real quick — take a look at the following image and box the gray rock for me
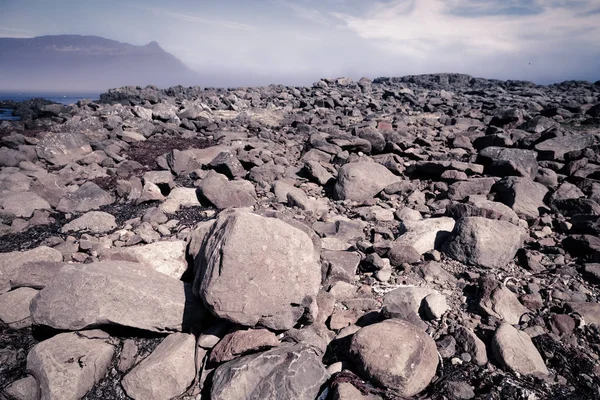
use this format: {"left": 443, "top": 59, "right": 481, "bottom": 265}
{"left": 492, "top": 177, "right": 549, "bottom": 219}
{"left": 27, "top": 330, "right": 115, "bottom": 400}
{"left": 56, "top": 182, "right": 115, "bottom": 213}
{"left": 122, "top": 333, "right": 196, "bottom": 400}
{"left": 35, "top": 131, "right": 92, "bottom": 166}
{"left": 445, "top": 196, "right": 520, "bottom": 224}
{"left": 492, "top": 323, "right": 549, "bottom": 376}
{"left": 394, "top": 217, "right": 455, "bottom": 254}
{"left": 454, "top": 327, "right": 488, "bottom": 366}
{"left": 211, "top": 343, "right": 329, "bottom": 400}
{"left": 3, "top": 375, "right": 39, "bottom": 400}
{"left": 334, "top": 382, "right": 383, "bottom": 400}
{"left": 30, "top": 261, "right": 203, "bottom": 332}
{"left": 100, "top": 240, "right": 188, "bottom": 279}
{"left": 61, "top": 211, "right": 116, "bottom": 233}
{"left": 443, "top": 217, "right": 525, "bottom": 268}
{"left": 382, "top": 286, "right": 438, "bottom": 323}
{"left": 479, "top": 277, "right": 528, "bottom": 324}
{"left": 565, "top": 302, "right": 600, "bottom": 325}
{"left": 535, "top": 134, "right": 597, "bottom": 161}
{"left": 448, "top": 178, "right": 497, "bottom": 200}
{"left": 350, "top": 319, "right": 438, "bottom": 396}
{"left": 193, "top": 210, "right": 320, "bottom": 330}
{"left": 1, "top": 192, "right": 51, "bottom": 218}
{"left": 355, "top": 126, "right": 386, "bottom": 153}
{"left": 0, "top": 246, "right": 63, "bottom": 293}
{"left": 478, "top": 147, "right": 538, "bottom": 178}
{"left": 210, "top": 328, "right": 279, "bottom": 364}
{"left": 334, "top": 162, "right": 401, "bottom": 202}
{"left": 198, "top": 171, "right": 257, "bottom": 209}
{"left": 0, "top": 287, "right": 38, "bottom": 328}
{"left": 304, "top": 160, "right": 334, "bottom": 185}
{"left": 209, "top": 151, "right": 246, "bottom": 179}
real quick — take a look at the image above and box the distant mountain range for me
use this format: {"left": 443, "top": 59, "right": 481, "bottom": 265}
{"left": 0, "top": 35, "right": 200, "bottom": 92}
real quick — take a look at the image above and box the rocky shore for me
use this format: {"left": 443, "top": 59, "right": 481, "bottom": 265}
{"left": 1, "top": 73, "right": 600, "bottom": 399}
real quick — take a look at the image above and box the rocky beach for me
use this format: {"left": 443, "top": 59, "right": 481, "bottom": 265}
{"left": 0, "top": 73, "right": 600, "bottom": 399}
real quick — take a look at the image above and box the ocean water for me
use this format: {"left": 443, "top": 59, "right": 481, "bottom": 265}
{"left": 0, "top": 92, "right": 100, "bottom": 105}
{"left": 0, "top": 92, "right": 100, "bottom": 121}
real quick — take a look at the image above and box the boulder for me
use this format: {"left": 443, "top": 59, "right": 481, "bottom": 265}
{"left": 477, "top": 147, "right": 538, "bottom": 178}
{"left": 350, "top": 319, "right": 438, "bottom": 396}
{"left": 198, "top": 171, "right": 257, "bottom": 209}
{"left": 211, "top": 343, "right": 329, "bottom": 400}
{"left": 122, "top": 333, "right": 196, "bottom": 400}
{"left": 61, "top": 211, "right": 116, "bottom": 233}
{"left": 442, "top": 217, "right": 526, "bottom": 268}
{"left": 27, "top": 330, "right": 115, "bottom": 400}
{"left": 30, "top": 261, "right": 203, "bottom": 332}
{"left": 1, "top": 192, "right": 51, "bottom": 218}
{"left": 392, "top": 217, "right": 455, "bottom": 255}
{"left": 492, "top": 177, "right": 549, "bottom": 219}
{"left": 492, "top": 323, "right": 549, "bottom": 376}
{"left": 535, "top": 134, "right": 597, "bottom": 161}
{"left": 210, "top": 328, "right": 280, "bottom": 364}
{"left": 0, "top": 287, "right": 39, "bottom": 328}
{"left": 56, "top": 182, "right": 115, "bottom": 213}
{"left": 334, "top": 162, "right": 401, "bottom": 202}
{"left": 0, "top": 246, "right": 62, "bottom": 292}
{"left": 193, "top": 210, "right": 320, "bottom": 330}
{"left": 100, "top": 240, "right": 188, "bottom": 279}
{"left": 35, "top": 131, "right": 92, "bottom": 166}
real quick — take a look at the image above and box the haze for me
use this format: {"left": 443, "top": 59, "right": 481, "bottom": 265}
{"left": 2, "top": 0, "right": 600, "bottom": 87}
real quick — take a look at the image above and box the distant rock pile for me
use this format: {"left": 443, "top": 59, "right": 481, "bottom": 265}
{"left": 1, "top": 73, "right": 600, "bottom": 399}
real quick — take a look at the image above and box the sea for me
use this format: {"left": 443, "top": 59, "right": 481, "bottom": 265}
{"left": 0, "top": 92, "right": 100, "bottom": 121}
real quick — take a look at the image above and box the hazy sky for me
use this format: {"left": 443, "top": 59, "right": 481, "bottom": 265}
{"left": 1, "top": 0, "right": 600, "bottom": 85}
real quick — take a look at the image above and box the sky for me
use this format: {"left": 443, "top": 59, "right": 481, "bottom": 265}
{"left": 1, "top": 0, "right": 600, "bottom": 86}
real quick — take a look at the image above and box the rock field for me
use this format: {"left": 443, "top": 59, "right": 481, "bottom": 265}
{"left": 1, "top": 73, "right": 600, "bottom": 399}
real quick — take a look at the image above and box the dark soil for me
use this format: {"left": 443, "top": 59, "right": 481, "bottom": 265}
{"left": 0, "top": 325, "right": 38, "bottom": 391}
{"left": 125, "top": 136, "right": 214, "bottom": 169}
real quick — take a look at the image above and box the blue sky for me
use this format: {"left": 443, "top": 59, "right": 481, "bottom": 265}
{"left": 1, "top": 0, "right": 599, "bottom": 85}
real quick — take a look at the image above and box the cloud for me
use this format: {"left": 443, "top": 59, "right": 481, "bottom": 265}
{"left": 276, "top": 0, "right": 335, "bottom": 25}
{"left": 0, "top": 27, "right": 35, "bottom": 38}
{"left": 332, "top": 0, "right": 600, "bottom": 63}
{"left": 139, "top": 6, "right": 256, "bottom": 31}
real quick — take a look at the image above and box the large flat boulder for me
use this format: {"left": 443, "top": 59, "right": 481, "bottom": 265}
{"left": 193, "top": 210, "right": 320, "bottom": 330}
{"left": 30, "top": 261, "right": 203, "bottom": 332}
{"left": 27, "top": 330, "right": 115, "bottom": 400}
{"left": 100, "top": 240, "right": 188, "bottom": 279}
{"left": 211, "top": 343, "right": 329, "bottom": 400}
{"left": 442, "top": 217, "right": 526, "bottom": 268}
{"left": 35, "top": 131, "right": 93, "bottom": 166}
{"left": 477, "top": 147, "right": 538, "bottom": 178}
{"left": 56, "top": 182, "right": 115, "bottom": 213}
{"left": 334, "top": 162, "right": 401, "bottom": 202}
{"left": 350, "top": 319, "right": 438, "bottom": 397}
{"left": 492, "top": 323, "right": 549, "bottom": 376}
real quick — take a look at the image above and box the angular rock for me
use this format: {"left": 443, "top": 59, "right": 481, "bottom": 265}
{"left": 3, "top": 375, "right": 39, "bottom": 400}
{"left": 446, "top": 196, "right": 519, "bottom": 224}
{"left": 1, "top": 192, "right": 51, "bottom": 218}
{"left": 122, "top": 333, "right": 196, "bottom": 400}
{"left": 61, "top": 211, "right": 116, "bottom": 233}
{"left": 27, "top": 330, "right": 115, "bottom": 400}
{"left": 334, "top": 162, "right": 401, "bottom": 202}
{"left": 193, "top": 210, "right": 320, "bottom": 330}
{"left": 0, "top": 246, "right": 63, "bottom": 292}
{"left": 350, "top": 319, "right": 438, "bottom": 397}
{"left": 492, "top": 177, "right": 549, "bottom": 219}
{"left": 0, "top": 287, "right": 38, "bottom": 328}
{"left": 535, "top": 134, "right": 597, "bottom": 161}
{"left": 492, "top": 323, "right": 549, "bottom": 376}
{"left": 198, "top": 171, "right": 257, "bottom": 209}
{"left": 100, "top": 240, "right": 188, "bottom": 279}
{"left": 479, "top": 278, "right": 528, "bottom": 325}
{"left": 477, "top": 147, "right": 538, "bottom": 179}
{"left": 211, "top": 343, "right": 329, "bottom": 400}
{"left": 442, "top": 217, "right": 525, "bottom": 268}
{"left": 35, "top": 131, "right": 92, "bottom": 166}
{"left": 394, "top": 217, "right": 455, "bottom": 254}
{"left": 447, "top": 178, "right": 497, "bottom": 200}
{"left": 454, "top": 327, "right": 488, "bottom": 366}
{"left": 56, "top": 182, "right": 115, "bottom": 213}
{"left": 30, "top": 261, "right": 203, "bottom": 332}
{"left": 210, "top": 328, "right": 279, "bottom": 364}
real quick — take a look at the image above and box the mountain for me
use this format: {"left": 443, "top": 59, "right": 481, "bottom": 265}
{"left": 0, "top": 35, "right": 200, "bottom": 92}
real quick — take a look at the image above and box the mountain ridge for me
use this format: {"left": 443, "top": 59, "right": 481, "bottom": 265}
{"left": 0, "top": 35, "right": 200, "bottom": 92}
